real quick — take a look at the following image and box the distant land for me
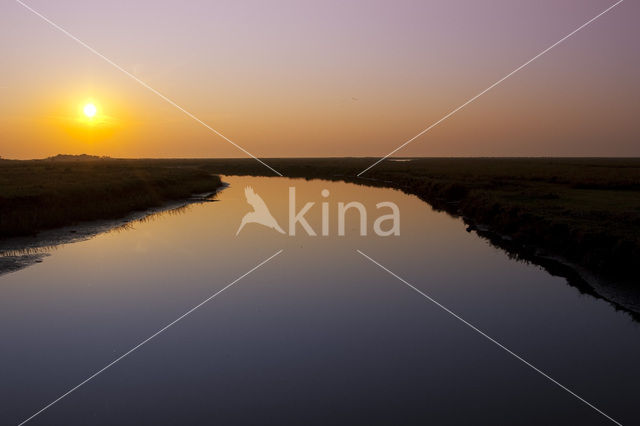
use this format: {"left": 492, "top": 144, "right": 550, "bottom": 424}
{"left": 46, "top": 154, "right": 111, "bottom": 161}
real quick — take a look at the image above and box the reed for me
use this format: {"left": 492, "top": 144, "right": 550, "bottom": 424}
{"left": 0, "top": 158, "right": 222, "bottom": 237}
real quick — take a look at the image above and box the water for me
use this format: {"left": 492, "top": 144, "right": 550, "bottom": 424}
{"left": 1, "top": 176, "right": 638, "bottom": 425}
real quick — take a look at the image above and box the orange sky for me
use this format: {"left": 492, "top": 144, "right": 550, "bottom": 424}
{"left": 1, "top": 0, "right": 639, "bottom": 159}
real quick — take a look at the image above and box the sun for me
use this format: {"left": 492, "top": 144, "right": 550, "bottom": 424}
{"left": 83, "top": 103, "right": 97, "bottom": 118}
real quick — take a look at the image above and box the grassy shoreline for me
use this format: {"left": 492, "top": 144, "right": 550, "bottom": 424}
{"left": 2, "top": 157, "right": 638, "bottom": 280}
{"left": 0, "top": 158, "right": 223, "bottom": 237}
{"left": 194, "top": 157, "right": 640, "bottom": 279}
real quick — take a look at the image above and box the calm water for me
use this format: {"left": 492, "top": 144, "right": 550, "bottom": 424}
{"left": 1, "top": 176, "right": 639, "bottom": 425}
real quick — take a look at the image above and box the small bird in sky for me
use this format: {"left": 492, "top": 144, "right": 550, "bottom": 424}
{"left": 236, "top": 186, "right": 285, "bottom": 236}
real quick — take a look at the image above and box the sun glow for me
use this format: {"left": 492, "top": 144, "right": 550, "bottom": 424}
{"left": 83, "top": 103, "right": 97, "bottom": 118}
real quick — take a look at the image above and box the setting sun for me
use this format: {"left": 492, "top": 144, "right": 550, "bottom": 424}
{"left": 83, "top": 103, "right": 97, "bottom": 118}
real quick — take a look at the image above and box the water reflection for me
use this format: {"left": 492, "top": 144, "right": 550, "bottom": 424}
{"left": 0, "top": 176, "right": 639, "bottom": 425}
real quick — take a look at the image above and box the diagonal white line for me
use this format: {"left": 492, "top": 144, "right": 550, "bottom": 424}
{"left": 357, "top": 0, "right": 624, "bottom": 176}
{"left": 356, "top": 249, "right": 623, "bottom": 426}
{"left": 18, "top": 249, "right": 284, "bottom": 426}
{"left": 14, "top": 0, "right": 283, "bottom": 177}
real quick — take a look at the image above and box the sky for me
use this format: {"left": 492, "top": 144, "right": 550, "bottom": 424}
{"left": 0, "top": 0, "right": 638, "bottom": 159}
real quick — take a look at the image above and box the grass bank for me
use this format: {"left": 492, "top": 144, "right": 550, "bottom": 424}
{"left": 0, "top": 158, "right": 223, "bottom": 237}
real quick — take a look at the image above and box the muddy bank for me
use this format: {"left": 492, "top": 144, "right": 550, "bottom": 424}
{"left": 355, "top": 173, "right": 640, "bottom": 321}
{"left": 467, "top": 224, "right": 640, "bottom": 322}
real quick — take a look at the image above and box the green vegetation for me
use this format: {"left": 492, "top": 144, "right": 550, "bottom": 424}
{"left": 1, "top": 157, "right": 638, "bottom": 278}
{"left": 0, "top": 158, "right": 222, "bottom": 237}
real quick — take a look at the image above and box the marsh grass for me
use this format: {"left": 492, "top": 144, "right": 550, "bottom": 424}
{"left": 0, "top": 158, "right": 222, "bottom": 237}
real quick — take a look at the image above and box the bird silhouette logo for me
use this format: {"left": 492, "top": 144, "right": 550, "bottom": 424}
{"left": 236, "top": 186, "right": 285, "bottom": 236}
